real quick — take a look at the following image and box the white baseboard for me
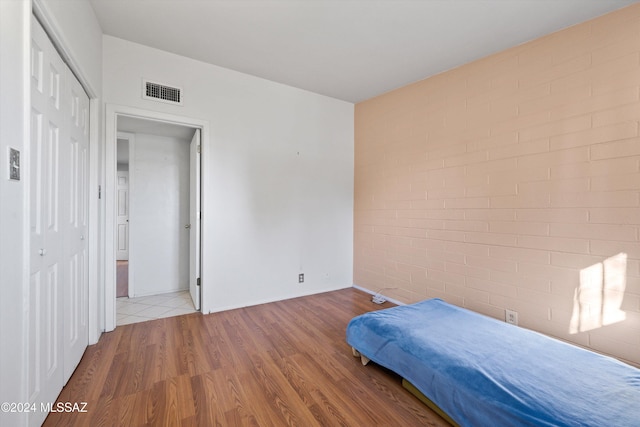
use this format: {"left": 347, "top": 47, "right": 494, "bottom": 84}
{"left": 352, "top": 284, "right": 406, "bottom": 306}
{"left": 204, "top": 284, "right": 352, "bottom": 315}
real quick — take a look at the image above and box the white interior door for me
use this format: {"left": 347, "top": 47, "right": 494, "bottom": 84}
{"left": 189, "top": 129, "right": 201, "bottom": 310}
{"left": 63, "top": 66, "right": 90, "bottom": 383}
{"left": 29, "top": 16, "right": 66, "bottom": 427}
{"left": 116, "top": 171, "right": 129, "bottom": 260}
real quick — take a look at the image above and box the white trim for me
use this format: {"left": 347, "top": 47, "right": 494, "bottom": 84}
{"left": 104, "top": 104, "right": 210, "bottom": 331}
{"left": 88, "top": 99, "right": 101, "bottom": 344}
{"left": 352, "top": 284, "right": 406, "bottom": 307}
{"left": 21, "top": 1, "right": 32, "bottom": 422}
{"left": 116, "top": 131, "right": 135, "bottom": 297}
{"left": 31, "top": 0, "right": 98, "bottom": 98}
{"left": 202, "top": 285, "right": 352, "bottom": 315}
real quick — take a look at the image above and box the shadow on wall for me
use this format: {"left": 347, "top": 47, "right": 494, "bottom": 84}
{"left": 570, "top": 252, "right": 627, "bottom": 334}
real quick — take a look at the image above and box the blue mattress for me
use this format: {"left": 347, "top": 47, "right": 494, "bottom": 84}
{"left": 346, "top": 298, "right": 640, "bottom": 427}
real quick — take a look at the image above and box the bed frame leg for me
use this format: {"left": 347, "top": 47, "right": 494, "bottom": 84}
{"left": 351, "top": 347, "right": 370, "bottom": 365}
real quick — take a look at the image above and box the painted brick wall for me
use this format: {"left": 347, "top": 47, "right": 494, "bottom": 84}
{"left": 354, "top": 4, "right": 640, "bottom": 365}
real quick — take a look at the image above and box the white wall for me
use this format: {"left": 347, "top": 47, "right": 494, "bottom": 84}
{"left": 130, "top": 133, "right": 190, "bottom": 296}
{"left": 0, "top": 2, "right": 30, "bottom": 425}
{"left": 103, "top": 36, "right": 354, "bottom": 313}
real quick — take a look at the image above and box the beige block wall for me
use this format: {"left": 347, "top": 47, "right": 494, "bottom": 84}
{"left": 354, "top": 4, "right": 640, "bottom": 365}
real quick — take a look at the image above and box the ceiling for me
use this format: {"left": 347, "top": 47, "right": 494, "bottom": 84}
{"left": 90, "top": 0, "right": 638, "bottom": 103}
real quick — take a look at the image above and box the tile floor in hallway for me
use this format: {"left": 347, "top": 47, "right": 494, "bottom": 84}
{"left": 116, "top": 290, "right": 197, "bottom": 326}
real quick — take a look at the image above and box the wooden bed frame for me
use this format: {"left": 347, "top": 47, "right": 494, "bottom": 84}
{"left": 352, "top": 347, "right": 458, "bottom": 426}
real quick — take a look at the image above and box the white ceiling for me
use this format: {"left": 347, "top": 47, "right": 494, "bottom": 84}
{"left": 90, "top": 0, "right": 638, "bottom": 103}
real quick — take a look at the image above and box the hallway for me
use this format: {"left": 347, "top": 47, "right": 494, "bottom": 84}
{"left": 116, "top": 291, "right": 196, "bottom": 326}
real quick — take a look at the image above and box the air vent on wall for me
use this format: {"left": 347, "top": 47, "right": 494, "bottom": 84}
{"left": 142, "top": 79, "right": 183, "bottom": 105}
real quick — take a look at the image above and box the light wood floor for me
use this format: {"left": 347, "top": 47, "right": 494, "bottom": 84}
{"left": 44, "top": 288, "right": 449, "bottom": 426}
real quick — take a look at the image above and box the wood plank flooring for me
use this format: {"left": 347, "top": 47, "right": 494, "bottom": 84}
{"left": 44, "top": 288, "right": 449, "bottom": 426}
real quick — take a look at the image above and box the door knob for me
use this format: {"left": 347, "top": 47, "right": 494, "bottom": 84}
{"left": 185, "top": 224, "right": 191, "bottom": 229}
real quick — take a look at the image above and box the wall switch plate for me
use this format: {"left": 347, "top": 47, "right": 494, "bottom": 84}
{"left": 505, "top": 309, "right": 518, "bottom": 326}
{"left": 9, "top": 148, "right": 20, "bottom": 181}
{"left": 298, "top": 273, "right": 304, "bottom": 283}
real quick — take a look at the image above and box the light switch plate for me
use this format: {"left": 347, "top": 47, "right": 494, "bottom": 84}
{"left": 9, "top": 148, "right": 20, "bottom": 181}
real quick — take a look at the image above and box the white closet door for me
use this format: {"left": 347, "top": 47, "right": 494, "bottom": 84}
{"left": 63, "top": 65, "right": 90, "bottom": 382}
{"left": 29, "top": 16, "right": 66, "bottom": 426}
{"left": 29, "top": 16, "right": 89, "bottom": 426}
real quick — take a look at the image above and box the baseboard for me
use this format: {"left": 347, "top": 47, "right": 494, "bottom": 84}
{"left": 204, "top": 284, "right": 352, "bottom": 315}
{"left": 129, "top": 287, "right": 190, "bottom": 298}
{"left": 351, "top": 284, "right": 406, "bottom": 306}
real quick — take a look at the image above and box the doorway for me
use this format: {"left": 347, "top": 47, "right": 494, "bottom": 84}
{"left": 116, "top": 134, "right": 131, "bottom": 298}
{"left": 105, "top": 106, "right": 207, "bottom": 330}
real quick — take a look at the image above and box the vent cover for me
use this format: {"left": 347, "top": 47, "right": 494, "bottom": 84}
{"left": 142, "top": 79, "right": 182, "bottom": 105}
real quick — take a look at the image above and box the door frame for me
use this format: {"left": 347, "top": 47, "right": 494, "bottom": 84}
{"left": 189, "top": 129, "right": 202, "bottom": 310}
{"left": 104, "top": 104, "right": 209, "bottom": 331}
{"left": 116, "top": 132, "right": 134, "bottom": 296}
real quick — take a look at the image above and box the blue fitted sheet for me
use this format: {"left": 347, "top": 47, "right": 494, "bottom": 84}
{"left": 346, "top": 298, "right": 640, "bottom": 427}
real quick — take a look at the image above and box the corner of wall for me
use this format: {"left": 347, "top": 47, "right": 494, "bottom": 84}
{"left": 0, "top": 1, "right": 31, "bottom": 424}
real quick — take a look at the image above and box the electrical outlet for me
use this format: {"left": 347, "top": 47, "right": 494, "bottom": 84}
{"left": 298, "top": 273, "right": 304, "bottom": 283}
{"left": 372, "top": 294, "right": 386, "bottom": 304}
{"left": 505, "top": 309, "right": 518, "bottom": 326}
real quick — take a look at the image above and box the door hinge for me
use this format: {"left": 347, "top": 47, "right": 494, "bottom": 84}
{"left": 197, "top": 145, "right": 201, "bottom": 154}
{"left": 98, "top": 185, "right": 102, "bottom": 199}
{"left": 197, "top": 277, "right": 201, "bottom": 287}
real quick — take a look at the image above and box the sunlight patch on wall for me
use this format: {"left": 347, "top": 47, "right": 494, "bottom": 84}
{"left": 570, "top": 253, "right": 627, "bottom": 334}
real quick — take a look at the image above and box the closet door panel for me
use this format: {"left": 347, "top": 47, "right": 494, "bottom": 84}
{"left": 29, "top": 17, "right": 66, "bottom": 426}
{"left": 28, "top": 15, "right": 90, "bottom": 426}
{"left": 63, "top": 65, "right": 90, "bottom": 382}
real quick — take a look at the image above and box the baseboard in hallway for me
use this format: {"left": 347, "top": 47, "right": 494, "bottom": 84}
{"left": 116, "top": 290, "right": 196, "bottom": 326}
